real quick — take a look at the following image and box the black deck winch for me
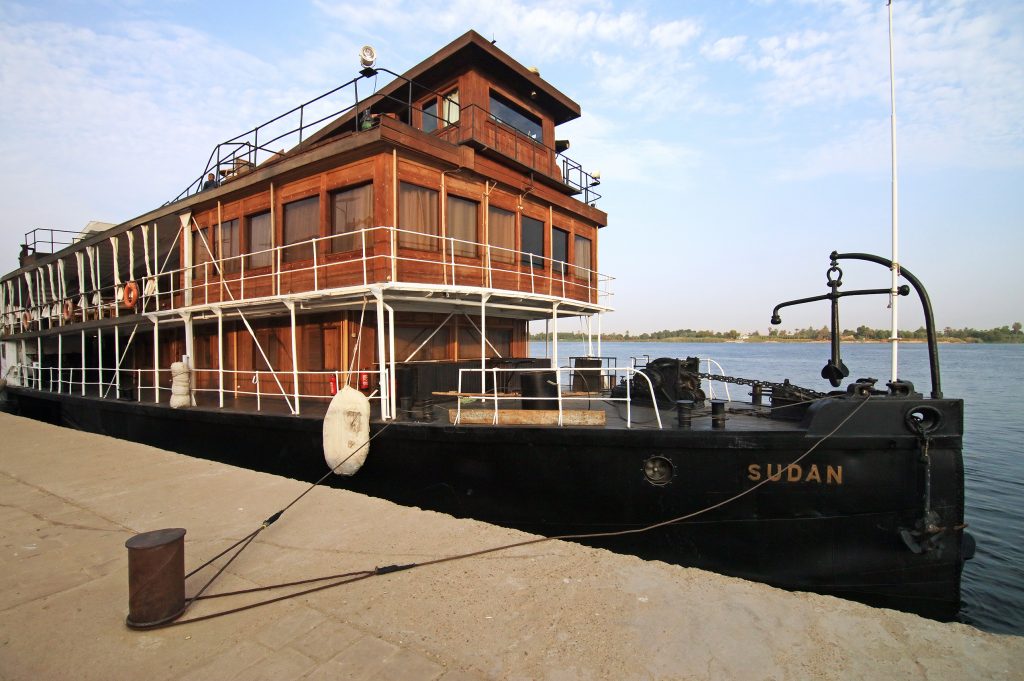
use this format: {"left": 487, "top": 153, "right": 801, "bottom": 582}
{"left": 612, "top": 356, "right": 706, "bottom": 407}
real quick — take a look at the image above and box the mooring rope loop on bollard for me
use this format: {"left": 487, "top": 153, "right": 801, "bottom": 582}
{"left": 135, "top": 396, "right": 872, "bottom": 630}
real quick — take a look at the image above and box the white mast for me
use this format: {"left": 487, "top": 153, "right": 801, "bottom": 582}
{"left": 887, "top": 0, "right": 900, "bottom": 382}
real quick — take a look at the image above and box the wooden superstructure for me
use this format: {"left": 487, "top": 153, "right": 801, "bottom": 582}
{"left": 1, "top": 31, "right": 610, "bottom": 419}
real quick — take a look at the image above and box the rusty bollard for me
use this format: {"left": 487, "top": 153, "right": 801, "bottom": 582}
{"left": 125, "top": 528, "right": 187, "bottom": 629}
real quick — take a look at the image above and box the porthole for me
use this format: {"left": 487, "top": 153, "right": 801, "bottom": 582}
{"left": 643, "top": 456, "right": 674, "bottom": 486}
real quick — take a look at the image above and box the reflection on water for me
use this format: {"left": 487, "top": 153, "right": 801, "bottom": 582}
{"left": 531, "top": 340, "right": 1024, "bottom": 635}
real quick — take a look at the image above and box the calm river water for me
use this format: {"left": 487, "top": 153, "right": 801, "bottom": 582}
{"left": 530, "top": 340, "right": 1024, "bottom": 635}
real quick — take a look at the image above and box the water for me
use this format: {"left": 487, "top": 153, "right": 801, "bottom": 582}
{"left": 531, "top": 340, "right": 1024, "bottom": 635}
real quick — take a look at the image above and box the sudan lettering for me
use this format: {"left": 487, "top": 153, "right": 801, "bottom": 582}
{"left": 747, "top": 463, "right": 843, "bottom": 485}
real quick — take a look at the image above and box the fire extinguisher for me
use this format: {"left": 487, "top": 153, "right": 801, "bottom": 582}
{"left": 328, "top": 375, "right": 337, "bottom": 395}
{"left": 358, "top": 371, "right": 370, "bottom": 391}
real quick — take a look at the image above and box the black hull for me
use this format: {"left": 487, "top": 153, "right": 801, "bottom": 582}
{"left": 10, "top": 387, "right": 968, "bottom": 620}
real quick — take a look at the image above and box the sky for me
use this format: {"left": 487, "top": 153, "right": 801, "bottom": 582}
{"left": 0, "top": 0, "right": 1021, "bottom": 335}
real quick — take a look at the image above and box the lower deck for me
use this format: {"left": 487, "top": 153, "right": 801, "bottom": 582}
{"left": 6, "top": 369, "right": 809, "bottom": 434}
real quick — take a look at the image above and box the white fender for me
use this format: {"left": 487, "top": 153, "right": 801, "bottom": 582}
{"left": 323, "top": 385, "right": 371, "bottom": 475}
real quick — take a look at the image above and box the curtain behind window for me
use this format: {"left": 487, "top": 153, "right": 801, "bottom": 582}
{"left": 331, "top": 185, "right": 373, "bottom": 253}
{"left": 447, "top": 195, "right": 478, "bottom": 257}
{"left": 192, "top": 227, "right": 211, "bottom": 280}
{"left": 488, "top": 206, "right": 514, "bottom": 264}
{"left": 220, "top": 219, "right": 240, "bottom": 273}
{"left": 399, "top": 182, "right": 439, "bottom": 250}
{"left": 442, "top": 89, "right": 460, "bottom": 126}
{"left": 573, "top": 235, "right": 591, "bottom": 279}
{"left": 283, "top": 196, "right": 319, "bottom": 263}
{"left": 246, "top": 212, "right": 273, "bottom": 269}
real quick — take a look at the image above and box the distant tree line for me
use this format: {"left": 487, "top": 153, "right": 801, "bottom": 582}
{"left": 530, "top": 322, "right": 1023, "bottom": 343}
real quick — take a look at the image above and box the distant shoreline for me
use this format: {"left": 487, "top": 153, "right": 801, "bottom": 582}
{"left": 530, "top": 337, "right": 1021, "bottom": 345}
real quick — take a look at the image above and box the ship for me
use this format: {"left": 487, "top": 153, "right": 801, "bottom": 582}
{"left": 0, "top": 30, "right": 973, "bottom": 620}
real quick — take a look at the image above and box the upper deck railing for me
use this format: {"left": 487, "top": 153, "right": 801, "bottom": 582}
{"left": 174, "top": 67, "right": 601, "bottom": 205}
{"left": 1, "top": 225, "right": 613, "bottom": 337}
{"left": 436, "top": 104, "right": 601, "bottom": 204}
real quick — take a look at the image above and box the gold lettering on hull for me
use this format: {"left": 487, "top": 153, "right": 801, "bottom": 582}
{"left": 747, "top": 464, "right": 843, "bottom": 485}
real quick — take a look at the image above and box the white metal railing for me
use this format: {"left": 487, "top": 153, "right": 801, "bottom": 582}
{"left": 11, "top": 362, "right": 386, "bottom": 416}
{"left": 454, "top": 365, "right": 663, "bottom": 429}
{"left": 701, "top": 358, "right": 733, "bottom": 402}
{"left": 187, "top": 367, "right": 379, "bottom": 414}
{"left": 1, "top": 225, "right": 613, "bottom": 337}
{"left": 182, "top": 225, "right": 612, "bottom": 309}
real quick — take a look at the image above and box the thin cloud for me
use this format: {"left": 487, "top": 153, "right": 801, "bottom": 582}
{"left": 702, "top": 36, "right": 747, "bottom": 61}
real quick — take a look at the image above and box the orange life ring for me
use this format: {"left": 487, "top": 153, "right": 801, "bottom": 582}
{"left": 63, "top": 300, "right": 74, "bottom": 321}
{"left": 122, "top": 281, "right": 139, "bottom": 308}
{"left": 22, "top": 311, "right": 31, "bottom": 329}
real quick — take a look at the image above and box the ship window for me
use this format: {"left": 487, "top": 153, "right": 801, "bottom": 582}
{"left": 398, "top": 182, "right": 439, "bottom": 250}
{"left": 521, "top": 216, "right": 544, "bottom": 267}
{"left": 331, "top": 184, "right": 374, "bottom": 253}
{"left": 246, "top": 211, "right": 273, "bottom": 269}
{"left": 192, "top": 226, "right": 212, "bottom": 280}
{"left": 283, "top": 195, "right": 320, "bottom": 263}
{"left": 488, "top": 206, "right": 514, "bottom": 264}
{"left": 442, "top": 88, "right": 460, "bottom": 126}
{"left": 422, "top": 99, "right": 439, "bottom": 133}
{"left": 447, "top": 195, "right": 478, "bottom": 257}
{"left": 219, "top": 219, "right": 240, "bottom": 273}
{"left": 552, "top": 228, "right": 568, "bottom": 275}
{"left": 420, "top": 88, "right": 459, "bottom": 133}
{"left": 573, "top": 235, "right": 592, "bottom": 279}
{"left": 489, "top": 90, "right": 542, "bottom": 142}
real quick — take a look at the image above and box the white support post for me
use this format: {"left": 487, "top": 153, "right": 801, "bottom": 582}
{"left": 182, "top": 312, "right": 196, "bottom": 408}
{"left": 372, "top": 288, "right": 389, "bottom": 420}
{"left": 95, "top": 246, "right": 102, "bottom": 319}
{"left": 37, "top": 336, "right": 42, "bottom": 390}
{"left": 551, "top": 303, "right": 561, "bottom": 370}
{"left": 151, "top": 316, "right": 160, "bottom": 403}
{"left": 58, "top": 259, "right": 67, "bottom": 326}
{"left": 215, "top": 309, "right": 224, "bottom": 408}
{"left": 57, "top": 334, "right": 62, "bottom": 394}
{"left": 80, "top": 330, "right": 85, "bottom": 396}
{"left": 287, "top": 301, "right": 300, "bottom": 415}
{"left": 110, "top": 235, "right": 120, "bottom": 319}
{"left": 114, "top": 325, "right": 120, "bottom": 397}
{"left": 97, "top": 327, "right": 103, "bottom": 397}
{"left": 387, "top": 302, "right": 396, "bottom": 420}
{"left": 181, "top": 212, "right": 193, "bottom": 308}
{"left": 480, "top": 293, "right": 490, "bottom": 384}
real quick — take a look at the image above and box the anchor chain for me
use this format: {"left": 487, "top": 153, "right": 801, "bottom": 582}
{"left": 696, "top": 372, "right": 827, "bottom": 400}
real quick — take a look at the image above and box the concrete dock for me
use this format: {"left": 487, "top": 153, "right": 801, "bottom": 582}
{"left": 0, "top": 412, "right": 1021, "bottom": 680}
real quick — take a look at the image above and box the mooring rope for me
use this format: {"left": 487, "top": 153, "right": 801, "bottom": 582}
{"left": 172, "top": 419, "right": 396, "bottom": 614}
{"left": 135, "top": 394, "right": 873, "bottom": 630}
